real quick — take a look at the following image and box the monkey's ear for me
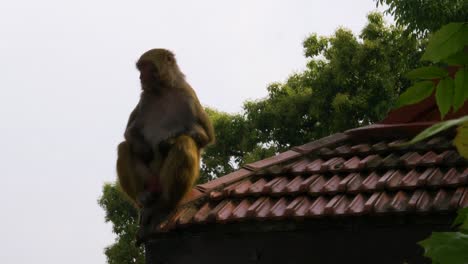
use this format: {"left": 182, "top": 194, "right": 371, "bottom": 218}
{"left": 164, "top": 50, "right": 177, "bottom": 64}
{"left": 165, "top": 54, "right": 174, "bottom": 63}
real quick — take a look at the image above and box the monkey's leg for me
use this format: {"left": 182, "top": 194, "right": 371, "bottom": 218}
{"left": 158, "top": 135, "right": 200, "bottom": 211}
{"left": 116, "top": 141, "right": 145, "bottom": 207}
{"left": 135, "top": 147, "right": 172, "bottom": 244}
{"left": 146, "top": 151, "right": 164, "bottom": 193}
{"left": 135, "top": 153, "right": 164, "bottom": 208}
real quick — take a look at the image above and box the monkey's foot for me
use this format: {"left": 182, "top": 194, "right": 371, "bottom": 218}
{"left": 135, "top": 205, "right": 156, "bottom": 245}
{"left": 135, "top": 202, "right": 170, "bottom": 246}
{"left": 147, "top": 175, "right": 162, "bottom": 193}
{"left": 135, "top": 224, "right": 149, "bottom": 246}
{"left": 136, "top": 191, "right": 159, "bottom": 208}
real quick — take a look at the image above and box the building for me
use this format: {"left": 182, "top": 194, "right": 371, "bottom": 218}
{"left": 143, "top": 96, "right": 468, "bottom": 264}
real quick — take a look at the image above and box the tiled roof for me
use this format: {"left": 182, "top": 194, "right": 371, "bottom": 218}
{"left": 157, "top": 123, "right": 468, "bottom": 232}
{"left": 147, "top": 97, "right": 468, "bottom": 233}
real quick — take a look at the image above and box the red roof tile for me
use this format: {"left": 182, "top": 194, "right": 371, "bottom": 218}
{"left": 152, "top": 97, "right": 468, "bottom": 233}
{"left": 154, "top": 128, "right": 467, "bottom": 233}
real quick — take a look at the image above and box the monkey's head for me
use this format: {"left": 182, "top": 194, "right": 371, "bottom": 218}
{"left": 136, "top": 49, "right": 185, "bottom": 92}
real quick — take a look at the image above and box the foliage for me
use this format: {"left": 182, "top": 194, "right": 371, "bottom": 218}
{"left": 395, "top": 81, "right": 434, "bottom": 108}
{"left": 454, "top": 67, "right": 468, "bottom": 110}
{"left": 419, "top": 208, "right": 468, "bottom": 264}
{"left": 199, "top": 12, "right": 423, "bottom": 179}
{"left": 394, "top": 23, "right": 468, "bottom": 140}
{"left": 375, "top": 0, "right": 468, "bottom": 36}
{"left": 454, "top": 122, "right": 468, "bottom": 158}
{"left": 390, "top": 21, "right": 467, "bottom": 264}
{"left": 401, "top": 116, "right": 468, "bottom": 146}
{"left": 198, "top": 108, "right": 252, "bottom": 182}
{"left": 421, "top": 23, "right": 468, "bottom": 63}
{"left": 395, "top": 23, "right": 468, "bottom": 117}
{"left": 258, "top": 12, "right": 421, "bottom": 139}
{"left": 98, "top": 183, "right": 144, "bottom": 264}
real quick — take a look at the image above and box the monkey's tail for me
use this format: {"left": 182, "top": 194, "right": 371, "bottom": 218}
{"left": 159, "top": 135, "right": 200, "bottom": 210}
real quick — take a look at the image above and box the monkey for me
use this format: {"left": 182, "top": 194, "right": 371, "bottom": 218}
{"left": 116, "top": 49, "right": 215, "bottom": 213}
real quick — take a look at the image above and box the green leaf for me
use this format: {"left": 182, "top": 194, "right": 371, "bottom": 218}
{"left": 453, "top": 67, "right": 468, "bottom": 111}
{"left": 419, "top": 232, "right": 468, "bottom": 264}
{"left": 422, "top": 23, "right": 467, "bottom": 63}
{"left": 435, "top": 77, "right": 455, "bottom": 118}
{"left": 453, "top": 208, "right": 468, "bottom": 231}
{"left": 443, "top": 50, "right": 468, "bottom": 65}
{"left": 403, "top": 116, "right": 468, "bottom": 145}
{"left": 405, "top": 66, "right": 448, "bottom": 80}
{"left": 395, "top": 81, "right": 435, "bottom": 108}
{"left": 454, "top": 121, "right": 468, "bottom": 159}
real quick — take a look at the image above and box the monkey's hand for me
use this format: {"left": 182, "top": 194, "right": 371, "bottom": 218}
{"left": 125, "top": 128, "right": 154, "bottom": 162}
{"left": 187, "top": 124, "right": 210, "bottom": 148}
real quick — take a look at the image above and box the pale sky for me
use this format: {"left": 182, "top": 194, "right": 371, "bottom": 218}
{"left": 0, "top": 1, "right": 389, "bottom": 263}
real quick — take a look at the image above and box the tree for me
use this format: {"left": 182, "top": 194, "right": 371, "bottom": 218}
{"left": 98, "top": 184, "right": 144, "bottom": 264}
{"left": 200, "top": 12, "right": 423, "bottom": 177}
{"left": 376, "top": 0, "right": 468, "bottom": 36}
{"left": 198, "top": 108, "right": 251, "bottom": 182}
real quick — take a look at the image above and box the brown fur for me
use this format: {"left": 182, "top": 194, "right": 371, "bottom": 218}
{"left": 116, "top": 49, "right": 214, "bottom": 210}
{"left": 156, "top": 135, "right": 200, "bottom": 209}
{"left": 116, "top": 141, "right": 143, "bottom": 207}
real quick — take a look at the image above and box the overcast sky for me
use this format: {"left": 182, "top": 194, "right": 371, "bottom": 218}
{"left": 0, "top": 1, "right": 390, "bottom": 263}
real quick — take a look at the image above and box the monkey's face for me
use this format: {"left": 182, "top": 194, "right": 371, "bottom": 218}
{"left": 136, "top": 60, "right": 159, "bottom": 91}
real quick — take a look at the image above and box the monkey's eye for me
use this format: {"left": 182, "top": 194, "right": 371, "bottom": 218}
{"left": 136, "top": 61, "right": 155, "bottom": 71}
{"left": 136, "top": 62, "right": 143, "bottom": 70}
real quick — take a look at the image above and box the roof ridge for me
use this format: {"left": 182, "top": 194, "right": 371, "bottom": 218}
{"left": 292, "top": 133, "right": 349, "bottom": 154}
{"left": 195, "top": 132, "right": 350, "bottom": 194}
{"left": 345, "top": 122, "right": 439, "bottom": 140}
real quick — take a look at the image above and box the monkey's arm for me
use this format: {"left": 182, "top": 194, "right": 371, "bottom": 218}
{"left": 187, "top": 124, "right": 211, "bottom": 148}
{"left": 127, "top": 104, "right": 139, "bottom": 125}
{"left": 126, "top": 128, "right": 153, "bottom": 162}
{"left": 124, "top": 104, "right": 154, "bottom": 162}
{"left": 193, "top": 104, "right": 215, "bottom": 148}
{"left": 124, "top": 105, "right": 139, "bottom": 143}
